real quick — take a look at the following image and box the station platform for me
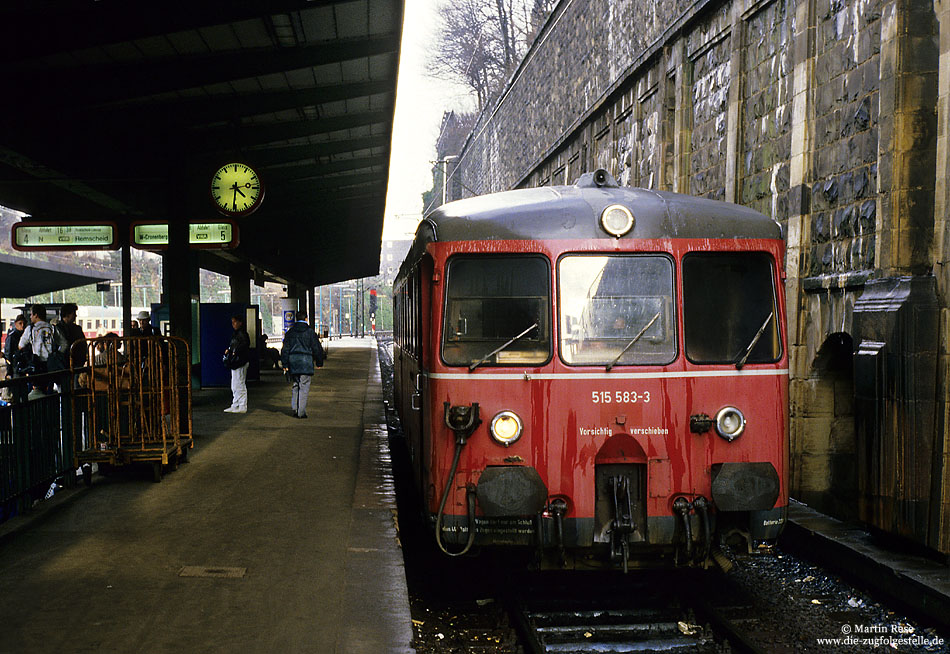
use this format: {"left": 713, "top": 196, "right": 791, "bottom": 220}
{"left": 785, "top": 500, "right": 950, "bottom": 632}
{"left": 0, "top": 337, "right": 414, "bottom": 654}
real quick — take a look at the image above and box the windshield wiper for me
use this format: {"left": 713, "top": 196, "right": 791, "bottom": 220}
{"left": 606, "top": 312, "right": 661, "bottom": 372}
{"left": 735, "top": 312, "right": 774, "bottom": 370}
{"left": 469, "top": 322, "right": 539, "bottom": 371}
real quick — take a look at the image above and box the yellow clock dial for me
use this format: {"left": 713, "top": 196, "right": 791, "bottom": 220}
{"left": 211, "top": 162, "right": 263, "bottom": 215}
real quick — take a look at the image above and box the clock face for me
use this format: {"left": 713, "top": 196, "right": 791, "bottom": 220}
{"left": 211, "top": 163, "right": 264, "bottom": 215}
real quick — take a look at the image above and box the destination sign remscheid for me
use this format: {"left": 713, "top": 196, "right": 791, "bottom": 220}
{"left": 12, "top": 223, "right": 116, "bottom": 250}
{"left": 132, "top": 222, "right": 237, "bottom": 249}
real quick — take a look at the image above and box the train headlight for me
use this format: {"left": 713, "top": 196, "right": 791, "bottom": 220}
{"left": 715, "top": 406, "right": 746, "bottom": 442}
{"left": 490, "top": 411, "right": 523, "bottom": 447}
{"left": 600, "top": 204, "right": 635, "bottom": 238}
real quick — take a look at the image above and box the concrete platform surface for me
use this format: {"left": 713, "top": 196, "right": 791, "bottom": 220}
{"left": 785, "top": 499, "right": 950, "bottom": 632}
{"left": 0, "top": 337, "right": 414, "bottom": 654}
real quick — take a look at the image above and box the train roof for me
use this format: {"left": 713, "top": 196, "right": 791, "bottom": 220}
{"left": 400, "top": 171, "right": 782, "bottom": 276}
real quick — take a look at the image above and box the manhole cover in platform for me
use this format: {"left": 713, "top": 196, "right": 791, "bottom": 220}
{"left": 178, "top": 566, "right": 246, "bottom": 579}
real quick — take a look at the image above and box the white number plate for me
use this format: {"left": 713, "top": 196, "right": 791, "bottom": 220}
{"left": 591, "top": 390, "right": 651, "bottom": 404}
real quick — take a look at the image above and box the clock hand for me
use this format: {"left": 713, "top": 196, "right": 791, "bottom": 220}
{"left": 231, "top": 184, "right": 238, "bottom": 211}
{"left": 235, "top": 187, "right": 246, "bottom": 198}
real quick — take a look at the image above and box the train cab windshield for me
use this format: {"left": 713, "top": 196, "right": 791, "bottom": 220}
{"left": 442, "top": 256, "right": 551, "bottom": 367}
{"left": 683, "top": 252, "right": 782, "bottom": 364}
{"left": 559, "top": 255, "right": 676, "bottom": 366}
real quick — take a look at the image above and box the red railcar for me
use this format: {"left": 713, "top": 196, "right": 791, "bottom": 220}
{"left": 393, "top": 170, "right": 788, "bottom": 570}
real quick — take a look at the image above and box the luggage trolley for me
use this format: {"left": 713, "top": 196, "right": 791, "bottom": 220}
{"left": 72, "top": 335, "right": 193, "bottom": 482}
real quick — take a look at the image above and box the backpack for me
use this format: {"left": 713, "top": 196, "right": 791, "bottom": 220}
{"left": 313, "top": 338, "right": 325, "bottom": 368}
{"left": 45, "top": 323, "right": 71, "bottom": 372}
{"left": 13, "top": 347, "right": 34, "bottom": 375}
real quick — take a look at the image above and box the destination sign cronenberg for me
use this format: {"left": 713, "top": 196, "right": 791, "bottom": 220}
{"left": 132, "top": 222, "right": 237, "bottom": 249}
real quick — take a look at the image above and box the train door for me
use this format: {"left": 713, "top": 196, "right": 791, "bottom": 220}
{"left": 416, "top": 256, "right": 433, "bottom": 500}
{"left": 397, "top": 263, "right": 427, "bottom": 498}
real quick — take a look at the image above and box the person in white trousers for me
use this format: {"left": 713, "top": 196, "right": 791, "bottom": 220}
{"left": 224, "top": 314, "right": 250, "bottom": 413}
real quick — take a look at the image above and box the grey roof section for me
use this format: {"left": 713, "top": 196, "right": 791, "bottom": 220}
{"left": 0, "top": 252, "right": 113, "bottom": 299}
{"left": 401, "top": 174, "right": 783, "bottom": 276}
{"left": 0, "top": 1, "right": 403, "bottom": 288}
{"left": 426, "top": 185, "right": 780, "bottom": 242}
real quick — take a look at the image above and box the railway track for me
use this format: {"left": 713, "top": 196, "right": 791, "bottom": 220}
{"left": 508, "top": 572, "right": 771, "bottom": 654}
{"left": 511, "top": 603, "right": 717, "bottom": 653}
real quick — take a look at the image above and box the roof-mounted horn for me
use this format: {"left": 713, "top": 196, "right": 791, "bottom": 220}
{"left": 575, "top": 169, "right": 619, "bottom": 188}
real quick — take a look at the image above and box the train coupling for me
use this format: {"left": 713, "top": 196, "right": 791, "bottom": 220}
{"left": 608, "top": 475, "right": 638, "bottom": 573}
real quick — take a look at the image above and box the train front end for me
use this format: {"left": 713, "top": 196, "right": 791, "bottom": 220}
{"left": 407, "top": 172, "right": 788, "bottom": 570}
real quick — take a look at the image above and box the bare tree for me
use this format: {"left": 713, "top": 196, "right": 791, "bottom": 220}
{"left": 427, "top": 0, "right": 555, "bottom": 110}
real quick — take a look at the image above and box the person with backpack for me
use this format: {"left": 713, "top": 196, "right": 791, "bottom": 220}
{"left": 18, "top": 304, "right": 67, "bottom": 393}
{"left": 280, "top": 311, "right": 324, "bottom": 419}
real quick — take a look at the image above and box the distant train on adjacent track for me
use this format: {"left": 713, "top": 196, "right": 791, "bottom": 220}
{"left": 1, "top": 304, "right": 149, "bottom": 343}
{"left": 393, "top": 169, "right": 788, "bottom": 570}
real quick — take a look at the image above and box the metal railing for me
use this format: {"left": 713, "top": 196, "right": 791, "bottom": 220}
{"left": 0, "top": 369, "right": 75, "bottom": 521}
{"left": 0, "top": 334, "right": 194, "bottom": 521}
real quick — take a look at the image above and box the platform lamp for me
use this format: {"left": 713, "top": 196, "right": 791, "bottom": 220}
{"left": 440, "top": 155, "right": 458, "bottom": 206}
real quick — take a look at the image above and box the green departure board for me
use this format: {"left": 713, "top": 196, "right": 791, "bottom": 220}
{"left": 11, "top": 223, "right": 116, "bottom": 250}
{"left": 132, "top": 222, "right": 238, "bottom": 249}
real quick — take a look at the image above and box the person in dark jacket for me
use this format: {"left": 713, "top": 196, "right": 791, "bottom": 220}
{"left": 57, "top": 303, "right": 88, "bottom": 368}
{"left": 2, "top": 315, "right": 28, "bottom": 402}
{"left": 224, "top": 314, "right": 251, "bottom": 413}
{"left": 280, "top": 311, "right": 324, "bottom": 419}
{"left": 3, "top": 314, "right": 28, "bottom": 383}
{"left": 133, "top": 310, "right": 156, "bottom": 336}
{"left": 3, "top": 314, "right": 27, "bottom": 371}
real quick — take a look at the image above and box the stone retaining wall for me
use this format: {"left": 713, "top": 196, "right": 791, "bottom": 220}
{"left": 446, "top": 0, "right": 950, "bottom": 553}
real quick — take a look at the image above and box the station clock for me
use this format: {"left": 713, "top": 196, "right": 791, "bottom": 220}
{"left": 211, "top": 162, "right": 264, "bottom": 216}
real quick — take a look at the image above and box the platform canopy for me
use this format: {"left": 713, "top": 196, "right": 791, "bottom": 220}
{"left": 0, "top": 0, "right": 403, "bottom": 287}
{"left": 0, "top": 253, "right": 112, "bottom": 300}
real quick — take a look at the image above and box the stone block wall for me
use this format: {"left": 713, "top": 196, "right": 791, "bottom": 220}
{"left": 808, "top": 0, "right": 882, "bottom": 277}
{"left": 739, "top": 0, "right": 791, "bottom": 225}
{"left": 445, "top": 0, "right": 949, "bottom": 553}
{"left": 686, "top": 4, "right": 733, "bottom": 201}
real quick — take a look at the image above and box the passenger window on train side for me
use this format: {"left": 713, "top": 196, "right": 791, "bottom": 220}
{"left": 682, "top": 253, "right": 781, "bottom": 365}
{"left": 558, "top": 255, "right": 676, "bottom": 366}
{"left": 442, "top": 256, "right": 551, "bottom": 367}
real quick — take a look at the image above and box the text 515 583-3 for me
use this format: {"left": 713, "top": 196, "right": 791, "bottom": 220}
{"left": 591, "top": 390, "right": 651, "bottom": 404}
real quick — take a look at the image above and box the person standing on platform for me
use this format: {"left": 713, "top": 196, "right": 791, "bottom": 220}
{"left": 3, "top": 314, "right": 27, "bottom": 375}
{"left": 18, "top": 304, "right": 63, "bottom": 393}
{"left": 281, "top": 311, "right": 324, "bottom": 419}
{"left": 2, "top": 314, "right": 28, "bottom": 401}
{"left": 57, "top": 303, "right": 88, "bottom": 369}
{"left": 223, "top": 314, "right": 250, "bottom": 413}
{"left": 135, "top": 310, "right": 156, "bottom": 336}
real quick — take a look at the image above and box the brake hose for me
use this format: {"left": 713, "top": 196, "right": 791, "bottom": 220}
{"left": 434, "top": 437, "right": 477, "bottom": 556}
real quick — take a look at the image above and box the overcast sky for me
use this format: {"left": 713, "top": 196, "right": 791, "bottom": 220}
{"left": 382, "top": 0, "right": 474, "bottom": 240}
